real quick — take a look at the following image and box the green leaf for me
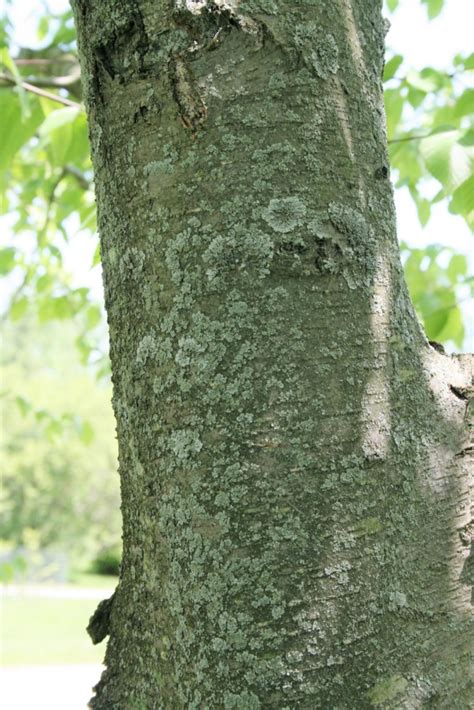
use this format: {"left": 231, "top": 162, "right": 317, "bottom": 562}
{"left": 46, "top": 419, "right": 63, "bottom": 439}
{"left": 86, "top": 304, "right": 102, "bottom": 329}
{"left": 0, "top": 562, "right": 14, "bottom": 583}
{"left": 15, "top": 395, "right": 31, "bottom": 417}
{"left": 406, "top": 69, "right": 442, "bottom": 93}
{"left": 0, "top": 247, "right": 15, "bottom": 275}
{"left": 463, "top": 53, "right": 474, "bottom": 70}
{"left": 420, "top": 130, "right": 474, "bottom": 192}
{"left": 64, "top": 112, "right": 90, "bottom": 166}
{"left": 437, "top": 307, "right": 464, "bottom": 348}
{"left": 91, "top": 242, "right": 101, "bottom": 267}
{"left": 454, "top": 89, "right": 474, "bottom": 119}
{"left": 39, "top": 106, "right": 80, "bottom": 134}
{"left": 0, "top": 46, "right": 19, "bottom": 80}
{"left": 422, "top": 0, "right": 444, "bottom": 20}
{"left": 38, "top": 295, "right": 74, "bottom": 322}
{"left": 423, "top": 302, "right": 450, "bottom": 340}
{"left": 10, "top": 297, "right": 28, "bottom": 320}
{"left": 459, "top": 130, "right": 474, "bottom": 147}
{"left": 51, "top": 11, "right": 76, "bottom": 45}
{"left": 419, "top": 67, "right": 449, "bottom": 91}
{"left": 447, "top": 254, "right": 467, "bottom": 281}
{"left": 47, "top": 244, "right": 63, "bottom": 262}
{"left": 0, "top": 92, "right": 44, "bottom": 172}
{"left": 386, "top": 0, "right": 400, "bottom": 12}
{"left": 450, "top": 175, "right": 474, "bottom": 214}
{"left": 384, "top": 89, "right": 404, "bottom": 140}
{"left": 37, "top": 15, "right": 49, "bottom": 41}
{"left": 38, "top": 106, "right": 81, "bottom": 167}
{"left": 407, "top": 85, "right": 426, "bottom": 109}
{"left": 0, "top": 46, "right": 29, "bottom": 118}
{"left": 416, "top": 198, "right": 431, "bottom": 227}
{"left": 79, "top": 420, "right": 95, "bottom": 445}
{"left": 384, "top": 55, "right": 403, "bottom": 82}
{"left": 389, "top": 141, "right": 423, "bottom": 186}
{"left": 36, "top": 273, "right": 54, "bottom": 293}
{"left": 449, "top": 175, "right": 474, "bottom": 228}
{"left": 75, "top": 334, "right": 93, "bottom": 365}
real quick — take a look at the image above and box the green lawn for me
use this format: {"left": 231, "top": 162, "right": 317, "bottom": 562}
{"left": 68, "top": 572, "right": 118, "bottom": 589}
{"left": 1, "top": 596, "right": 108, "bottom": 666}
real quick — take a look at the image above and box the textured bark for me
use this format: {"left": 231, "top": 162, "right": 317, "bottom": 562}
{"left": 72, "top": 1, "right": 473, "bottom": 707}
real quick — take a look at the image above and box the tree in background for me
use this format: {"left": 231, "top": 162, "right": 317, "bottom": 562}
{"left": 0, "top": 317, "right": 120, "bottom": 570}
{"left": 0, "top": 0, "right": 472, "bottom": 706}
{"left": 70, "top": 0, "right": 472, "bottom": 707}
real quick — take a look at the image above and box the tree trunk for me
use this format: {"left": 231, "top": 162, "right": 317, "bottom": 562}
{"left": 72, "top": 1, "right": 472, "bottom": 707}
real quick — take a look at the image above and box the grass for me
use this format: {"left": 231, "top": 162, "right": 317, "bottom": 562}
{"left": 0, "top": 572, "right": 117, "bottom": 665}
{"left": 1, "top": 596, "right": 108, "bottom": 666}
{"left": 68, "top": 571, "right": 118, "bottom": 589}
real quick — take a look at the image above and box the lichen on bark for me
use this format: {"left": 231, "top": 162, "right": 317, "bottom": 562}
{"left": 71, "top": 0, "right": 473, "bottom": 707}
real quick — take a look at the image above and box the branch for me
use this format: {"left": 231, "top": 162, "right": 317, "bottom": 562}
{"left": 14, "top": 57, "right": 77, "bottom": 67}
{"left": 19, "top": 69, "right": 81, "bottom": 90}
{"left": 0, "top": 72, "right": 82, "bottom": 109}
{"left": 388, "top": 129, "right": 448, "bottom": 144}
{"left": 64, "top": 164, "right": 90, "bottom": 190}
{"left": 0, "top": 269, "right": 30, "bottom": 323}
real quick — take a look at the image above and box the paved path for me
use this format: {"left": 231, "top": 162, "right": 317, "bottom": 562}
{"left": 0, "top": 584, "right": 114, "bottom": 600}
{"left": 0, "top": 664, "right": 103, "bottom": 709}
{"left": 1, "top": 584, "right": 114, "bottom": 707}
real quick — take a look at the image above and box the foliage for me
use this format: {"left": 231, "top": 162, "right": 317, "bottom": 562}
{"left": 384, "top": 47, "right": 474, "bottom": 232}
{"left": 91, "top": 544, "right": 122, "bottom": 577}
{"left": 383, "top": 1, "right": 473, "bottom": 347}
{"left": 0, "top": 317, "right": 120, "bottom": 565}
{"left": 400, "top": 243, "right": 472, "bottom": 348}
{"left": 0, "top": 7, "right": 102, "bottom": 369}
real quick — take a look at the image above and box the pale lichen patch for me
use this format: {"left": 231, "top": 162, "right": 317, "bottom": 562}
{"left": 367, "top": 675, "right": 408, "bottom": 706}
{"left": 120, "top": 247, "right": 145, "bottom": 280}
{"left": 136, "top": 334, "right": 159, "bottom": 366}
{"left": 294, "top": 23, "right": 339, "bottom": 79}
{"left": 261, "top": 197, "right": 306, "bottom": 234}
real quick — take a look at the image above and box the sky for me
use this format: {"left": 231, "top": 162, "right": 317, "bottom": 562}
{"left": 1, "top": 0, "right": 473, "bottom": 347}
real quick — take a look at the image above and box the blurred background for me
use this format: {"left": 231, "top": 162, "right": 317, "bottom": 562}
{"left": 0, "top": 0, "right": 473, "bottom": 707}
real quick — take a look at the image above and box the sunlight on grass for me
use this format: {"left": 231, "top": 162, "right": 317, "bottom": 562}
{"left": 1, "top": 597, "right": 108, "bottom": 666}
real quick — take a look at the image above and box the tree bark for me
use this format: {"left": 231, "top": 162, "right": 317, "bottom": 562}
{"left": 72, "top": 1, "right": 473, "bottom": 707}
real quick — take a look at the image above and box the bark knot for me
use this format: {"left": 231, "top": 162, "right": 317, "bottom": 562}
{"left": 87, "top": 592, "right": 115, "bottom": 645}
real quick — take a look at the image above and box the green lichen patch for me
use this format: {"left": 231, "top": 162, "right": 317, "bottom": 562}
{"left": 354, "top": 517, "right": 382, "bottom": 537}
{"left": 119, "top": 247, "right": 145, "bottom": 280}
{"left": 261, "top": 197, "right": 306, "bottom": 234}
{"left": 367, "top": 675, "right": 408, "bottom": 705}
{"left": 135, "top": 334, "right": 159, "bottom": 366}
{"left": 387, "top": 591, "right": 407, "bottom": 611}
{"left": 203, "top": 227, "right": 274, "bottom": 283}
{"left": 294, "top": 23, "right": 339, "bottom": 79}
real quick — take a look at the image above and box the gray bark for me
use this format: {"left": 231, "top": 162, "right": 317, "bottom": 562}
{"left": 71, "top": 1, "right": 473, "bottom": 707}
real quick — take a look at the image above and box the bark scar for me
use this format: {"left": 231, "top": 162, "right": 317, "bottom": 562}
{"left": 170, "top": 55, "right": 207, "bottom": 135}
